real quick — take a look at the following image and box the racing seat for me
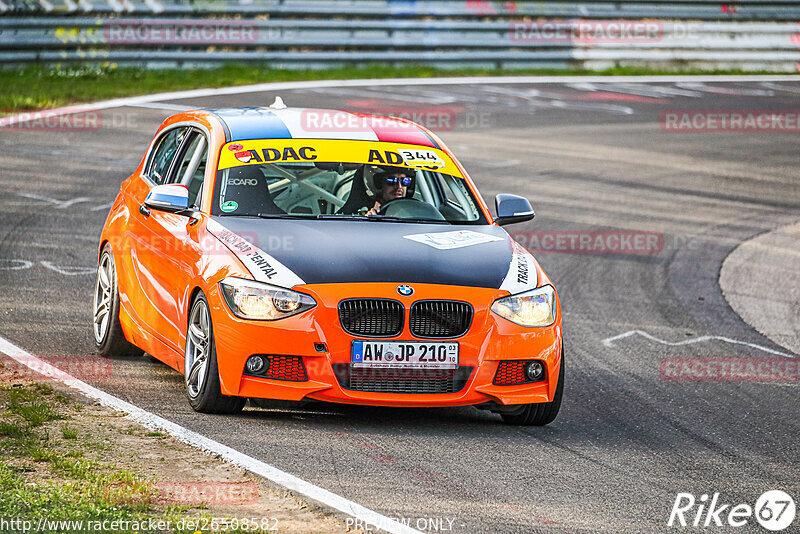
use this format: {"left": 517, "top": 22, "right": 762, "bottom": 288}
{"left": 221, "top": 166, "right": 284, "bottom": 215}
{"left": 337, "top": 166, "right": 373, "bottom": 214}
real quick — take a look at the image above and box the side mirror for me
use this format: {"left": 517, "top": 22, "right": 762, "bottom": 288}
{"left": 144, "top": 184, "right": 189, "bottom": 213}
{"left": 494, "top": 194, "right": 535, "bottom": 226}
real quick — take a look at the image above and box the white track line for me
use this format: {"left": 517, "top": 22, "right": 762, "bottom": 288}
{"left": 602, "top": 329, "right": 797, "bottom": 358}
{"left": 1, "top": 74, "right": 798, "bottom": 128}
{"left": 0, "top": 335, "right": 421, "bottom": 534}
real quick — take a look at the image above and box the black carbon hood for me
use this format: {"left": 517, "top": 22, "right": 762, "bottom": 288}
{"left": 210, "top": 217, "right": 520, "bottom": 289}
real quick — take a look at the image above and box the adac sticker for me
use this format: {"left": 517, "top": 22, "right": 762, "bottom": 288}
{"left": 221, "top": 200, "right": 238, "bottom": 212}
{"left": 217, "top": 139, "right": 463, "bottom": 178}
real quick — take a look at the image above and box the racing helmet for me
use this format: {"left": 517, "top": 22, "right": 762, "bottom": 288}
{"left": 370, "top": 166, "right": 416, "bottom": 197}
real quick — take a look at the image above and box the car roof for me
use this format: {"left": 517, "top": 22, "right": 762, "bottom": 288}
{"left": 203, "top": 107, "right": 442, "bottom": 149}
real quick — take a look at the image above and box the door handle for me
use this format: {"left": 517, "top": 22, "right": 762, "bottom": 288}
{"left": 139, "top": 204, "right": 150, "bottom": 217}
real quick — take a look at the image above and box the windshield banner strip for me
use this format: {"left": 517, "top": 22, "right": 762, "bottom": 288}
{"left": 218, "top": 139, "right": 463, "bottom": 178}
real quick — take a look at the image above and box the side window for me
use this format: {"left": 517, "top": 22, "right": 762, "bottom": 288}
{"left": 170, "top": 132, "right": 202, "bottom": 184}
{"left": 145, "top": 127, "right": 188, "bottom": 185}
{"left": 171, "top": 131, "right": 208, "bottom": 208}
{"left": 187, "top": 157, "right": 207, "bottom": 208}
{"left": 438, "top": 173, "right": 480, "bottom": 221}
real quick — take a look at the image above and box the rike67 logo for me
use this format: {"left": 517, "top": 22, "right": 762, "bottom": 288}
{"left": 668, "top": 490, "right": 796, "bottom": 531}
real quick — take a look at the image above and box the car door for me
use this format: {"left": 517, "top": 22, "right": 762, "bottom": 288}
{"left": 122, "top": 125, "right": 194, "bottom": 365}
{"left": 146, "top": 129, "right": 210, "bottom": 360}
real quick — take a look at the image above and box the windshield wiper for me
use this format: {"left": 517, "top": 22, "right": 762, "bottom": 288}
{"left": 255, "top": 213, "right": 316, "bottom": 220}
{"left": 257, "top": 213, "right": 375, "bottom": 221}
{"left": 314, "top": 214, "right": 368, "bottom": 220}
{"left": 315, "top": 214, "right": 449, "bottom": 223}
{"left": 243, "top": 213, "right": 449, "bottom": 224}
{"left": 369, "top": 216, "right": 449, "bottom": 224}
{"left": 217, "top": 213, "right": 307, "bottom": 220}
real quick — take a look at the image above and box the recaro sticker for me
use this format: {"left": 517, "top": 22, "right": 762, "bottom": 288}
{"left": 499, "top": 241, "right": 539, "bottom": 294}
{"left": 207, "top": 219, "right": 304, "bottom": 288}
{"left": 217, "top": 139, "right": 463, "bottom": 178}
{"left": 403, "top": 230, "right": 504, "bottom": 250}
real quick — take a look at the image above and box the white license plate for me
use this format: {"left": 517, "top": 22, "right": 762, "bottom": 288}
{"left": 351, "top": 340, "right": 458, "bottom": 369}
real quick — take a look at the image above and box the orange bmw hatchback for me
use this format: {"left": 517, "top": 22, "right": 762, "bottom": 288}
{"left": 93, "top": 104, "right": 563, "bottom": 425}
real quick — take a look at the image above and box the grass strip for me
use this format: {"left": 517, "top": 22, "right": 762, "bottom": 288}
{"left": 0, "top": 382, "right": 268, "bottom": 533}
{"left": 1, "top": 63, "right": 794, "bottom": 116}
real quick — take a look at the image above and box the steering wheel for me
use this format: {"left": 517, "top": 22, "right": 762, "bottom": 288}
{"left": 378, "top": 198, "right": 445, "bottom": 220}
{"left": 377, "top": 197, "right": 424, "bottom": 215}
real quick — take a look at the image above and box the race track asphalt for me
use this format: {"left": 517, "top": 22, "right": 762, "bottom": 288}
{"left": 0, "top": 79, "right": 798, "bottom": 533}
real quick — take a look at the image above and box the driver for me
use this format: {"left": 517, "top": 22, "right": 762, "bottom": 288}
{"left": 364, "top": 167, "right": 415, "bottom": 216}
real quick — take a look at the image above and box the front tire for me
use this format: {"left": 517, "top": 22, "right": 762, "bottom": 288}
{"left": 185, "top": 294, "right": 245, "bottom": 414}
{"left": 93, "top": 244, "right": 143, "bottom": 358}
{"left": 501, "top": 351, "right": 564, "bottom": 426}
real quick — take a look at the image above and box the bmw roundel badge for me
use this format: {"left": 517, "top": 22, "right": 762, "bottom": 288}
{"left": 397, "top": 284, "right": 414, "bottom": 296}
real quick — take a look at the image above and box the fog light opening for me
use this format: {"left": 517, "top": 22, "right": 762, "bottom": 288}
{"left": 526, "top": 361, "right": 544, "bottom": 381}
{"left": 246, "top": 355, "right": 267, "bottom": 374}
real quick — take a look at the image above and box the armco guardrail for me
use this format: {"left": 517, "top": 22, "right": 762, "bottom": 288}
{"left": 1, "top": 1, "right": 799, "bottom": 71}
{"left": 2, "top": 1, "right": 800, "bottom": 19}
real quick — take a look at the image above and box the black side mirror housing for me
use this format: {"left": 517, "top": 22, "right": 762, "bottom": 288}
{"left": 494, "top": 194, "right": 535, "bottom": 226}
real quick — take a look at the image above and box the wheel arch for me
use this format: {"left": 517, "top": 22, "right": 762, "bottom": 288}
{"left": 189, "top": 285, "right": 206, "bottom": 307}
{"left": 98, "top": 239, "right": 110, "bottom": 262}
{"left": 186, "top": 285, "right": 209, "bottom": 329}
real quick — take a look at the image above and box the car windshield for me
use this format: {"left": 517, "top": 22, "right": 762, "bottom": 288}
{"left": 212, "top": 140, "right": 487, "bottom": 224}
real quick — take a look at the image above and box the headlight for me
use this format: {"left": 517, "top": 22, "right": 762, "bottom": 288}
{"left": 219, "top": 277, "right": 316, "bottom": 321}
{"left": 491, "top": 285, "right": 556, "bottom": 327}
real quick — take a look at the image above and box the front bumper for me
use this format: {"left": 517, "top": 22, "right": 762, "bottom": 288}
{"left": 208, "top": 282, "right": 562, "bottom": 407}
